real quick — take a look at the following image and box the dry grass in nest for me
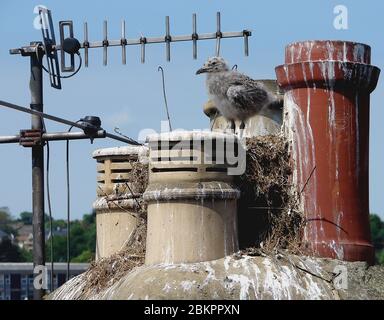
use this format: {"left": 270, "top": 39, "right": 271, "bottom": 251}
{"left": 82, "top": 160, "right": 149, "bottom": 298}
{"left": 237, "top": 135, "right": 304, "bottom": 254}
{"left": 124, "top": 161, "right": 149, "bottom": 196}
{"left": 129, "top": 161, "right": 149, "bottom": 195}
{"left": 80, "top": 219, "right": 147, "bottom": 297}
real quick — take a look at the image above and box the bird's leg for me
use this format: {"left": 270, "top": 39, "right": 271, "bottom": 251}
{"left": 230, "top": 119, "right": 236, "bottom": 134}
{"left": 211, "top": 111, "right": 219, "bottom": 131}
{"left": 238, "top": 120, "right": 245, "bottom": 138}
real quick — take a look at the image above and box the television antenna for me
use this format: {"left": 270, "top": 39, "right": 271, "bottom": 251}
{"left": 1, "top": 7, "right": 252, "bottom": 300}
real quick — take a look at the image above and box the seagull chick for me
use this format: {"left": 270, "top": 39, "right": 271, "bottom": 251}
{"left": 196, "top": 57, "right": 278, "bottom": 132}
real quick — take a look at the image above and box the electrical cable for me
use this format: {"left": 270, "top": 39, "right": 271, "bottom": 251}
{"left": 0, "top": 100, "right": 141, "bottom": 146}
{"left": 43, "top": 53, "right": 82, "bottom": 79}
{"left": 158, "top": 66, "right": 172, "bottom": 131}
{"left": 36, "top": 46, "right": 83, "bottom": 80}
{"left": 65, "top": 124, "right": 75, "bottom": 281}
{"left": 42, "top": 120, "right": 54, "bottom": 292}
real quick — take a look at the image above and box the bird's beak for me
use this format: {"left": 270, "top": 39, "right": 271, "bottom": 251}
{"left": 196, "top": 67, "right": 208, "bottom": 75}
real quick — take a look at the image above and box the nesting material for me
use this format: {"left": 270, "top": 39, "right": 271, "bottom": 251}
{"left": 80, "top": 219, "right": 147, "bottom": 297}
{"left": 237, "top": 135, "right": 304, "bottom": 253}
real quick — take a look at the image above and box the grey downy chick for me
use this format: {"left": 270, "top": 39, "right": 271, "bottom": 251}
{"left": 196, "top": 56, "right": 279, "bottom": 132}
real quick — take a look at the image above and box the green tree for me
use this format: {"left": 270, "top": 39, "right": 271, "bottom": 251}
{"left": 45, "top": 211, "right": 96, "bottom": 263}
{"left": 0, "top": 238, "right": 24, "bottom": 262}
{"left": 19, "top": 211, "right": 33, "bottom": 225}
{"left": 0, "top": 207, "right": 15, "bottom": 235}
{"left": 47, "top": 235, "right": 68, "bottom": 262}
{"left": 370, "top": 214, "right": 384, "bottom": 265}
{"left": 20, "top": 248, "right": 33, "bottom": 262}
{"left": 72, "top": 250, "right": 94, "bottom": 263}
{"left": 378, "top": 250, "right": 384, "bottom": 265}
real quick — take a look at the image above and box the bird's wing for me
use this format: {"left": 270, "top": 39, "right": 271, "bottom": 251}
{"left": 226, "top": 81, "right": 269, "bottom": 109}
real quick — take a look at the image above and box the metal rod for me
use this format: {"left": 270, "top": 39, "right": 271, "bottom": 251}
{"left": 0, "top": 135, "right": 20, "bottom": 144}
{"left": 105, "top": 132, "right": 141, "bottom": 145}
{"left": 30, "top": 42, "right": 45, "bottom": 301}
{"left": 0, "top": 130, "right": 107, "bottom": 144}
{"left": 103, "top": 20, "right": 108, "bottom": 66}
{"left": 192, "top": 13, "right": 197, "bottom": 59}
{"left": 11, "top": 30, "right": 251, "bottom": 55}
{"left": 121, "top": 20, "right": 126, "bottom": 65}
{"left": 84, "top": 22, "right": 89, "bottom": 67}
{"left": 0, "top": 100, "right": 88, "bottom": 130}
{"left": 140, "top": 37, "right": 146, "bottom": 64}
{"left": 243, "top": 30, "right": 249, "bottom": 56}
{"left": 0, "top": 100, "right": 141, "bottom": 145}
{"left": 77, "top": 31, "right": 248, "bottom": 46}
{"left": 165, "top": 16, "right": 171, "bottom": 62}
{"left": 45, "top": 130, "right": 106, "bottom": 141}
{"left": 216, "top": 12, "right": 222, "bottom": 56}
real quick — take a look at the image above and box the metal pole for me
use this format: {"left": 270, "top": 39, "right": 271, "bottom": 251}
{"left": 30, "top": 42, "right": 45, "bottom": 300}
{"left": 0, "top": 130, "right": 107, "bottom": 144}
{"left": 0, "top": 101, "right": 141, "bottom": 145}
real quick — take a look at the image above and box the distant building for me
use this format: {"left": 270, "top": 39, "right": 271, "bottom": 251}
{"left": 14, "top": 225, "right": 68, "bottom": 252}
{"left": 46, "top": 226, "right": 68, "bottom": 240}
{"left": 14, "top": 225, "right": 33, "bottom": 251}
{"left": 0, "top": 263, "right": 88, "bottom": 300}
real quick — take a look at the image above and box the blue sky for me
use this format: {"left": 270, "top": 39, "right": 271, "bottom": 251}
{"left": 0, "top": 0, "right": 383, "bottom": 220}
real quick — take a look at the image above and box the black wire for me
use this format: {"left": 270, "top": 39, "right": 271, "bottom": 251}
{"left": 158, "top": 66, "right": 172, "bottom": 131}
{"left": 66, "top": 125, "right": 74, "bottom": 281}
{"left": 42, "top": 121, "right": 54, "bottom": 292}
{"left": 46, "top": 141, "right": 54, "bottom": 291}
{"left": 37, "top": 46, "right": 82, "bottom": 80}
{"left": 60, "top": 53, "right": 82, "bottom": 79}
